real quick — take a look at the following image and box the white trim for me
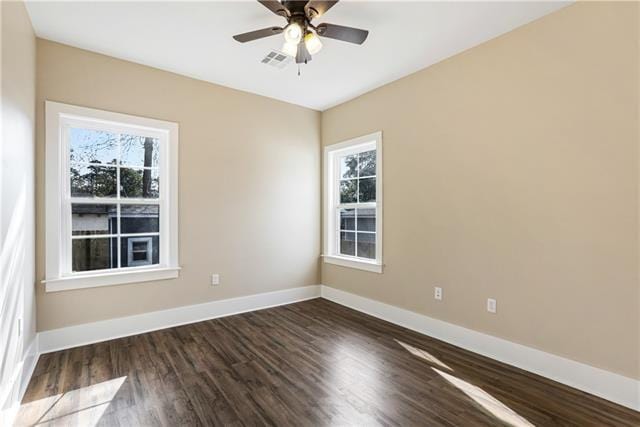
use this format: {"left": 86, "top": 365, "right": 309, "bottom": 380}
{"left": 323, "top": 132, "right": 383, "bottom": 271}
{"left": 43, "top": 266, "right": 181, "bottom": 292}
{"left": 0, "top": 337, "right": 40, "bottom": 427}
{"left": 322, "top": 255, "right": 382, "bottom": 273}
{"left": 38, "top": 285, "right": 321, "bottom": 353}
{"left": 45, "top": 101, "right": 179, "bottom": 291}
{"left": 320, "top": 285, "right": 640, "bottom": 412}
{"left": 19, "top": 337, "right": 39, "bottom": 401}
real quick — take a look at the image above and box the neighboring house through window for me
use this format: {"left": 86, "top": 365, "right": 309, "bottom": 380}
{"left": 323, "top": 132, "right": 382, "bottom": 273}
{"left": 44, "top": 101, "right": 179, "bottom": 291}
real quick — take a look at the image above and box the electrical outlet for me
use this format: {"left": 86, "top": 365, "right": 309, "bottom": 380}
{"left": 211, "top": 274, "right": 220, "bottom": 286}
{"left": 487, "top": 298, "right": 497, "bottom": 314}
{"left": 434, "top": 286, "right": 443, "bottom": 301}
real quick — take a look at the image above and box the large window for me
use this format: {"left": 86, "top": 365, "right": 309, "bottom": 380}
{"left": 45, "top": 102, "right": 179, "bottom": 291}
{"left": 324, "top": 132, "right": 382, "bottom": 273}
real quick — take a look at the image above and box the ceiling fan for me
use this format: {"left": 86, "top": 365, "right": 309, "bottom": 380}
{"left": 233, "top": 0, "right": 369, "bottom": 65}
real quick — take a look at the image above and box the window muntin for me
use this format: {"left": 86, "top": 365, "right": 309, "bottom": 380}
{"left": 69, "top": 127, "right": 162, "bottom": 273}
{"left": 336, "top": 149, "right": 377, "bottom": 260}
{"left": 324, "top": 132, "right": 382, "bottom": 272}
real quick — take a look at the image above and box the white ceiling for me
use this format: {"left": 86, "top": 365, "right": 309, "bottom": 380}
{"left": 26, "top": 1, "right": 569, "bottom": 111}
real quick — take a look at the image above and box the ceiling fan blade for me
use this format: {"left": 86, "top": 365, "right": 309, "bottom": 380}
{"left": 296, "top": 42, "right": 312, "bottom": 64}
{"left": 233, "top": 26, "right": 283, "bottom": 43}
{"left": 305, "top": 0, "right": 339, "bottom": 19}
{"left": 316, "top": 23, "right": 368, "bottom": 44}
{"left": 258, "top": 0, "right": 290, "bottom": 17}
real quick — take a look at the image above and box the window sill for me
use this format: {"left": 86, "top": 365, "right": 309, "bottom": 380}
{"left": 42, "top": 266, "right": 181, "bottom": 292}
{"left": 322, "top": 255, "right": 383, "bottom": 273}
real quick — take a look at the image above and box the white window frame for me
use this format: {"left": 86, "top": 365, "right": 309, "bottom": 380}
{"left": 323, "top": 131, "right": 383, "bottom": 273}
{"left": 44, "top": 101, "right": 180, "bottom": 292}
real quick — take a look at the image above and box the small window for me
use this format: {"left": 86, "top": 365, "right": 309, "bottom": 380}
{"left": 44, "top": 101, "right": 180, "bottom": 291}
{"left": 127, "top": 237, "right": 154, "bottom": 266}
{"left": 324, "top": 132, "right": 382, "bottom": 273}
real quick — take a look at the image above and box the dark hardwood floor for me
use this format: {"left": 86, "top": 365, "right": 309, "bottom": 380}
{"left": 16, "top": 298, "right": 639, "bottom": 426}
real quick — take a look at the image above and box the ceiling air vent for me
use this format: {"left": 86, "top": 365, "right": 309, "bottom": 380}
{"left": 261, "top": 50, "right": 292, "bottom": 69}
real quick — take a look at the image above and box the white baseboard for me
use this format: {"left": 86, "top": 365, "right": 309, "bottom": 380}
{"left": 19, "top": 337, "right": 39, "bottom": 401}
{"left": 19, "top": 284, "right": 640, "bottom": 416}
{"left": 38, "top": 285, "right": 321, "bottom": 354}
{"left": 320, "top": 285, "right": 640, "bottom": 412}
{"left": 0, "top": 336, "right": 40, "bottom": 427}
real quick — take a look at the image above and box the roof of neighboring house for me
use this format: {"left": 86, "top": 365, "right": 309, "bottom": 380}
{"left": 73, "top": 204, "right": 158, "bottom": 216}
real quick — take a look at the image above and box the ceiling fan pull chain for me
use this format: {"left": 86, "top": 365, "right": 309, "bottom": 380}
{"left": 298, "top": 64, "right": 301, "bottom": 76}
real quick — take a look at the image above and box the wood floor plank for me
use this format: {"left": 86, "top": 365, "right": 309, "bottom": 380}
{"left": 15, "top": 298, "right": 640, "bottom": 426}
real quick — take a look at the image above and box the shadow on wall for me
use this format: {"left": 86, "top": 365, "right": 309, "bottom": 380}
{"left": 0, "top": 187, "right": 26, "bottom": 419}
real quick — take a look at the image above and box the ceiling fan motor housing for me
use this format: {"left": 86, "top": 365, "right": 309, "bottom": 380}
{"left": 283, "top": 1, "right": 311, "bottom": 17}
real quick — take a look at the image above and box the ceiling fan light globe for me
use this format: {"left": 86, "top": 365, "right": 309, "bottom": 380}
{"left": 304, "top": 32, "right": 323, "bottom": 55}
{"left": 282, "top": 41, "right": 298, "bottom": 57}
{"left": 283, "top": 23, "right": 302, "bottom": 44}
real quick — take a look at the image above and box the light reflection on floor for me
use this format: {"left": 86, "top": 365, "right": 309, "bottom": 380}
{"left": 327, "top": 341, "right": 386, "bottom": 424}
{"left": 433, "top": 368, "right": 534, "bottom": 427}
{"left": 395, "top": 338, "right": 533, "bottom": 426}
{"left": 16, "top": 376, "right": 126, "bottom": 426}
{"left": 394, "top": 339, "right": 453, "bottom": 371}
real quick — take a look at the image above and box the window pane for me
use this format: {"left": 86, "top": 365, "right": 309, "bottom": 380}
{"left": 69, "top": 128, "right": 118, "bottom": 165}
{"left": 358, "top": 177, "right": 376, "bottom": 202}
{"left": 120, "top": 168, "right": 159, "bottom": 198}
{"left": 339, "top": 208, "right": 355, "bottom": 230}
{"left": 340, "top": 232, "right": 356, "bottom": 256}
{"left": 121, "top": 204, "right": 160, "bottom": 233}
{"left": 357, "top": 232, "right": 376, "bottom": 259}
{"left": 357, "top": 208, "right": 376, "bottom": 232}
{"left": 358, "top": 150, "right": 376, "bottom": 177}
{"left": 340, "top": 179, "right": 357, "bottom": 204}
{"left": 122, "top": 236, "right": 159, "bottom": 267}
{"left": 72, "top": 204, "right": 117, "bottom": 236}
{"left": 340, "top": 154, "right": 357, "bottom": 179}
{"left": 70, "top": 165, "right": 117, "bottom": 198}
{"left": 72, "top": 237, "right": 118, "bottom": 272}
{"left": 120, "top": 135, "right": 160, "bottom": 168}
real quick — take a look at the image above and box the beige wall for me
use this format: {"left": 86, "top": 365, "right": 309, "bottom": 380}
{"left": 1, "top": 0, "right": 37, "bottom": 421}
{"left": 34, "top": 1, "right": 639, "bottom": 381}
{"left": 36, "top": 40, "right": 321, "bottom": 331}
{"left": 321, "top": 2, "right": 639, "bottom": 380}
